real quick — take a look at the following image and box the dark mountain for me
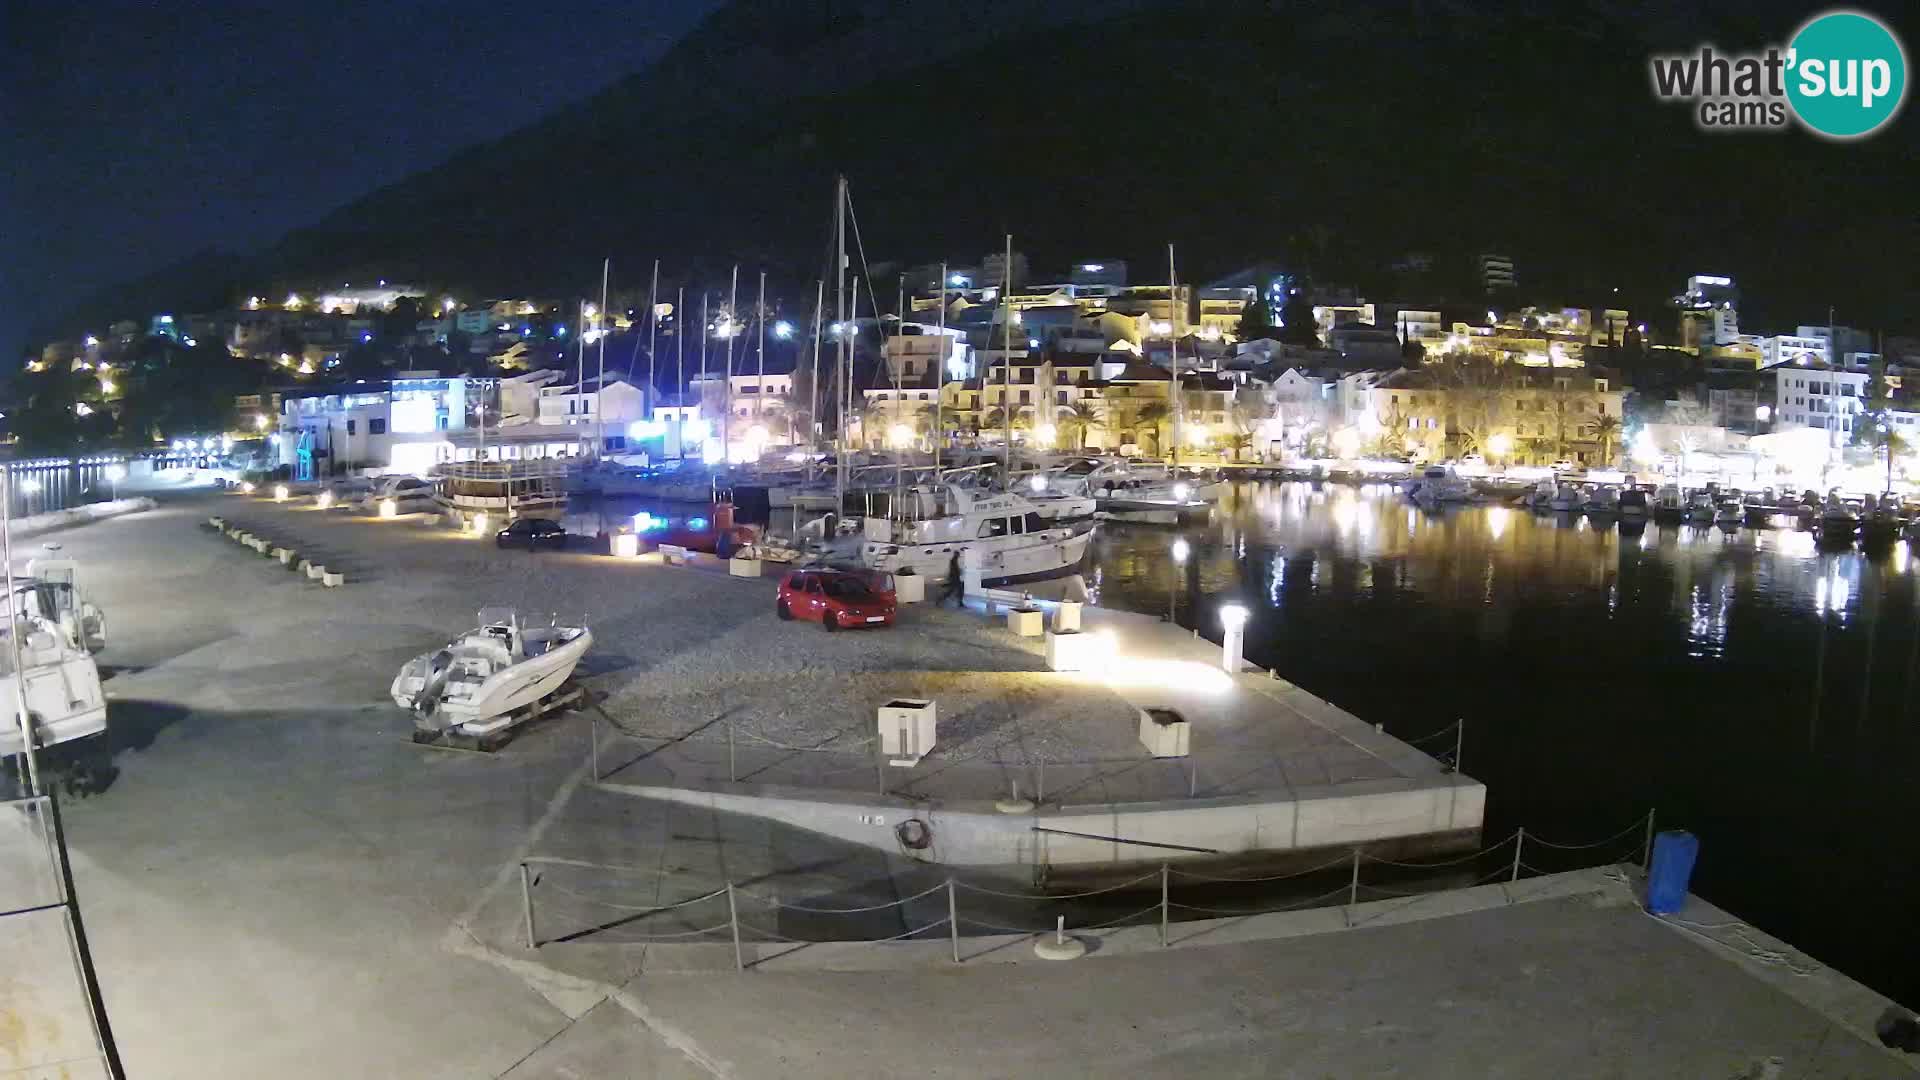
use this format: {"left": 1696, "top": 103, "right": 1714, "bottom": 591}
{"left": 38, "top": 0, "right": 1920, "bottom": 342}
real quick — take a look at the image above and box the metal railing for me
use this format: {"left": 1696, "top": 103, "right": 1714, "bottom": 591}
{"left": 517, "top": 810, "right": 1657, "bottom": 969}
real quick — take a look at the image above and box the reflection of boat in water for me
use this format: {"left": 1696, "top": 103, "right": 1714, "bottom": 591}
{"left": 1547, "top": 484, "right": 1583, "bottom": 512}
{"left": 1742, "top": 491, "right": 1774, "bottom": 528}
{"left": 1583, "top": 486, "right": 1620, "bottom": 518}
{"left": 1713, "top": 498, "right": 1743, "bottom": 526}
{"left": 1685, "top": 492, "right": 1717, "bottom": 525}
{"left": 391, "top": 607, "right": 591, "bottom": 735}
{"left": 860, "top": 485, "right": 1095, "bottom": 585}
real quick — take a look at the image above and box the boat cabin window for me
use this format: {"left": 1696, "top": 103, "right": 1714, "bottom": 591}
{"left": 977, "top": 517, "right": 1010, "bottom": 538}
{"left": 1023, "top": 512, "right": 1045, "bottom": 533}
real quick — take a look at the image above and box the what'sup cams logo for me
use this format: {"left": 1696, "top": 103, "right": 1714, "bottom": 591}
{"left": 1650, "top": 10, "right": 1907, "bottom": 138}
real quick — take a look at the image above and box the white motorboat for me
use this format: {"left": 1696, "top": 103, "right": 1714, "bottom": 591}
{"left": 1617, "top": 487, "right": 1650, "bottom": 520}
{"left": 1713, "top": 498, "right": 1744, "bottom": 526}
{"left": 1817, "top": 496, "right": 1860, "bottom": 537}
{"left": 1652, "top": 484, "right": 1686, "bottom": 521}
{"left": 0, "top": 612, "right": 108, "bottom": 758}
{"left": 1047, "top": 457, "right": 1216, "bottom": 514}
{"left": 357, "top": 474, "right": 437, "bottom": 513}
{"left": 860, "top": 485, "right": 1095, "bottom": 585}
{"left": 391, "top": 607, "right": 592, "bottom": 734}
{"left": 1583, "top": 486, "right": 1620, "bottom": 517}
{"left": 1406, "top": 464, "right": 1476, "bottom": 506}
{"left": 14, "top": 547, "right": 106, "bottom": 653}
{"left": 1685, "top": 492, "right": 1717, "bottom": 524}
{"left": 1547, "top": 484, "right": 1583, "bottom": 512}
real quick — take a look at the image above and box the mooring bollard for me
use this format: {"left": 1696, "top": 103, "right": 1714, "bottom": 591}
{"left": 306, "top": 563, "right": 326, "bottom": 580}
{"left": 322, "top": 571, "right": 345, "bottom": 588}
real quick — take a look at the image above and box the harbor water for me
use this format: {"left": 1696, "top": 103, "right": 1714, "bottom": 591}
{"left": 1090, "top": 480, "right": 1920, "bottom": 1007}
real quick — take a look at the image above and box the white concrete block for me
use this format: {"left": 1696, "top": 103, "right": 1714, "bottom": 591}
{"left": 306, "top": 563, "right": 326, "bottom": 580}
{"left": 1054, "top": 601, "right": 1082, "bottom": 633}
{"left": 611, "top": 533, "right": 640, "bottom": 558}
{"left": 659, "top": 544, "right": 690, "bottom": 565}
{"left": 728, "top": 556, "right": 762, "bottom": 578}
{"left": 1007, "top": 608, "right": 1044, "bottom": 637}
{"left": 1044, "top": 630, "right": 1103, "bottom": 672}
{"left": 1137, "top": 707, "right": 1191, "bottom": 758}
{"left": 322, "top": 571, "right": 345, "bottom": 587}
{"left": 878, "top": 698, "right": 936, "bottom": 765}
{"left": 893, "top": 573, "right": 925, "bottom": 604}
{"left": 273, "top": 547, "right": 294, "bottom": 564}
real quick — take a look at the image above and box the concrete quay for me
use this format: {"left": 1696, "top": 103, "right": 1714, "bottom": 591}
{"left": 7, "top": 489, "right": 1911, "bottom": 1078}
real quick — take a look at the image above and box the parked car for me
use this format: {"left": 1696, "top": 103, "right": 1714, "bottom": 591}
{"left": 1551, "top": 459, "right": 1579, "bottom": 473}
{"left": 776, "top": 569, "right": 896, "bottom": 631}
{"left": 495, "top": 518, "right": 569, "bottom": 551}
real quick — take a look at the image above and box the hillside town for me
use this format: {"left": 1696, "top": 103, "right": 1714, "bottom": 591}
{"left": 12, "top": 255, "right": 1920, "bottom": 496}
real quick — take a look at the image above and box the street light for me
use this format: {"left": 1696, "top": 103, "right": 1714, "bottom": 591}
{"left": 1219, "top": 604, "right": 1250, "bottom": 673}
{"left": 1487, "top": 432, "right": 1512, "bottom": 459}
{"left": 1167, "top": 537, "right": 1190, "bottom": 623}
{"left": 773, "top": 321, "right": 794, "bottom": 339}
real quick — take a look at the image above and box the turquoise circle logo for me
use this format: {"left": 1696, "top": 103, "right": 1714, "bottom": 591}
{"left": 1786, "top": 10, "right": 1907, "bottom": 138}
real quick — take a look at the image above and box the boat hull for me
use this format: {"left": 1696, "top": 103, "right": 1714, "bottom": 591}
{"left": 393, "top": 628, "right": 592, "bottom": 730}
{"left": 862, "top": 528, "right": 1093, "bottom": 585}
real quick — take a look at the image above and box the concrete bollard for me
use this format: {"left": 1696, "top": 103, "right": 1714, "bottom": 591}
{"left": 273, "top": 547, "right": 294, "bottom": 564}
{"left": 1007, "top": 607, "right": 1044, "bottom": 637}
{"left": 306, "top": 563, "right": 326, "bottom": 580}
{"left": 209, "top": 516, "right": 225, "bottom": 529}
{"left": 322, "top": 571, "right": 345, "bottom": 588}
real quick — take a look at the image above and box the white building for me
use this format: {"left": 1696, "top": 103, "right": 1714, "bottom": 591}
{"left": 1772, "top": 361, "right": 1868, "bottom": 447}
{"left": 536, "top": 374, "right": 650, "bottom": 431}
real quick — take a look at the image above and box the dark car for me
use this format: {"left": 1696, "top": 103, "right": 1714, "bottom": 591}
{"left": 495, "top": 517, "right": 568, "bottom": 550}
{"left": 776, "top": 569, "right": 896, "bottom": 631}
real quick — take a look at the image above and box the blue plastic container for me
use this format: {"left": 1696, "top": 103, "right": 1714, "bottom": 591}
{"left": 1646, "top": 830, "right": 1698, "bottom": 914}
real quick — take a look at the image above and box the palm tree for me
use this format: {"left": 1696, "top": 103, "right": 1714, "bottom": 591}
{"left": 1132, "top": 401, "right": 1172, "bottom": 456}
{"left": 1586, "top": 413, "right": 1622, "bottom": 466}
{"left": 1056, "top": 401, "right": 1103, "bottom": 449}
{"left": 981, "top": 406, "right": 1031, "bottom": 433}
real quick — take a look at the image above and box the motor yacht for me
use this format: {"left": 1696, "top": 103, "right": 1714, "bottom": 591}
{"left": 860, "top": 485, "right": 1095, "bottom": 586}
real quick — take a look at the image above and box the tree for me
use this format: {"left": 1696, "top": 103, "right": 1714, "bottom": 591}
{"left": 1056, "top": 400, "right": 1103, "bottom": 449}
{"left": 1277, "top": 292, "right": 1319, "bottom": 348}
{"left": 1545, "top": 392, "right": 1591, "bottom": 459}
{"left": 1428, "top": 354, "right": 1513, "bottom": 456}
{"left": 1235, "top": 298, "right": 1273, "bottom": 342}
{"left": 1399, "top": 338, "right": 1426, "bottom": 366}
{"left": 1226, "top": 397, "right": 1268, "bottom": 462}
{"left": 1132, "top": 400, "right": 1171, "bottom": 454}
{"left": 1586, "top": 413, "right": 1622, "bottom": 466}
{"left": 1854, "top": 359, "right": 1894, "bottom": 450}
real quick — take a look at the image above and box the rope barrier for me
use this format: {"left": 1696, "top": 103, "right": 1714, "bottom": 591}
{"left": 952, "top": 869, "right": 1161, "bottom": 900}
{"left": 1397, "top": 720, "right": 1461, "bottom": 746}
{"left": 1347, "top": 866, "right": 1516, "bottom": 928}
{"left": 736, "top": 880, "right": 948, "bottom": 914}
{"left": 536, "top": 878, "right": 727, "bottom": 914}
{"left": 1167, "top": 852, "right": 1353, "bottom": 884}
{"left": 1521, "top": 813, "right": 1653, "bottom": 851}
{"left": 1080, "top": 903, "right": 1166, "bottom": 931}
{"left": 1168, "top": 884, "right": 1354, "bottom": 918}
{"left": 956, "top": 915, "right": 1059, "bottom": 935}
{"left": 1360, "top": 833, "right": 1515, "bottom": 869}
{"left": 1653, "top": 913, "right": 1820, "bottom": 977}
{"left": 577, "top": 921, "right": 735, "bottom": 943}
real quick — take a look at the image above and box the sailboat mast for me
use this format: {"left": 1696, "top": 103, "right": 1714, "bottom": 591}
{"left": 595, "top": 257, "right": 609, "bottom": 459}
{"left": 699, "top": 291, "right": 709, "bottom": 459}
{"left": 835, "top": 176, "right": 848, "bottom": 513}
{"left": 1168, "top": 242, "right": 1180, "bottom": 475}
{"left": 1001, "top": 232, "right": 1013, "bottom": 482}
{"left": 894, "top": 278, "right": 905, "bottom": 514}
{"left": 675, "top": 285, "right": 685, "bottom": 460}
{"left": 934, "top": 261, "right": 946, "bottom": 475}
{"left": 646, "top": 259, "right": 659, "bottom": 435}
{"left": 757, "top": 270, "right": 767, "bottom": 447}
{"left": 808, "top": 279, "right": 824, "bottom": 465}
{"left": 724, "top": 265, "right": 738, "bottom": 467}
{"left": 574, "top": 300, "right": 587, "bottom": 458}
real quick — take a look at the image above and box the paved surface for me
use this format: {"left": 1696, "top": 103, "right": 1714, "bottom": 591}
{"left": 9, "top": 492, "right": 1912, "bottom": 1078}
{"left": 502, "top": 892, "right": 1911, "bottom": 1079}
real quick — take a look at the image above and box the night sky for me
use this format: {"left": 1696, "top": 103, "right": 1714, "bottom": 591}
{"left": 3, "top": 0, "right": 715, "bottom": 360}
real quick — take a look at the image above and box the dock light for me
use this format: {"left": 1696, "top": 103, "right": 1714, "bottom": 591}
{"left": 1219, "top": 603, "right": 1250, "bottom": 673}
{"left": 471, "top": 512, "right": 488, "bottom": 534}
{"left": 1034, "top": 423, "right": 1057, "bottom": 447}
{"left": 632, "top": 511, "right": 660, "bottom": 531}
{"left": 239, "top": 481, "right": 255, "bottom": 494}
{"left": 20, "top": 478, "right": 42, "bottom": 495}
{"left": 773, "top": 320, "right": 794, "bottom": 339}
{"left": 316, "top": 490, "right": 334, "bottom": 509}
{"left": 106, "top": 464, "right": 126, "bottom": 482}
{"left": 272, "top": 483, "right": 289, "bottom": 501}
{"left": 1172, "top": 481, "right": 1191, "bottom": 501}
{"left": 1171, "top": 537, "right": 1190, "bottom": 563}
{"left": 627, "top": 419, "right": 666, "bottom": 440}
{"left": 221, "top": 434, "right": 234, "bottom": 451}
{"left": 1029, "top": 474, "right": 1047, "bottom": 493}
{"left": 379, "top": 498, "right": 397, "bottom": 518}
{"left": 888, "top": 423, "right": 913, "bottom": 448}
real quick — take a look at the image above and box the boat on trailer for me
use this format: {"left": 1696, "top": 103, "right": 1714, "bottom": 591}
{"left": 391, "top": 607, "right": 592, "bottom": 742}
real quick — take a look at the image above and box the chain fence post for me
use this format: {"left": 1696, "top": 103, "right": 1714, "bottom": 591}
{"left": 520, "top": 862, "right": 536, "bottom": 949}
{"left": 947, "top": 878, "right": 960, "bottom": 964}
{"left": 1452, "top": 717, "right": 1464, "bottom": 774}
{"left": 1510, "top": 828, "right": 1524, "bottom": 883}
{"left": 727, "top": 716, "right": 736, "bottom": 783}
{"left": 726, "top": 882, "right": 744, "bottom": 972}
{"left": 1036, "top": 757, "right": 1045, "bottom": 805}
{"left": 589, "top": 710, "right": 600, "bottom": 782}
{"left": 875, "top": 737, "right": 886, "bottom": 797}
{"left": 1348, "top": 847, "right": 1361, "bottom": 906}
{"left": 1159, "top": 863, "right": 1170, "bottom": 947}
{"left": 1642, "top": 808, "right": 1656, "bottom": 871}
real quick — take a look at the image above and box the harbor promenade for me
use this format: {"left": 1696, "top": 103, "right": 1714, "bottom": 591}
{"left": 4, "top": 491, "right": 1913, "bottom": 1078}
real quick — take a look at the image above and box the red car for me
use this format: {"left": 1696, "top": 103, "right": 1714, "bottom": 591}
{"left": 776, "top": 570, "right": 896, "bottom": 631}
